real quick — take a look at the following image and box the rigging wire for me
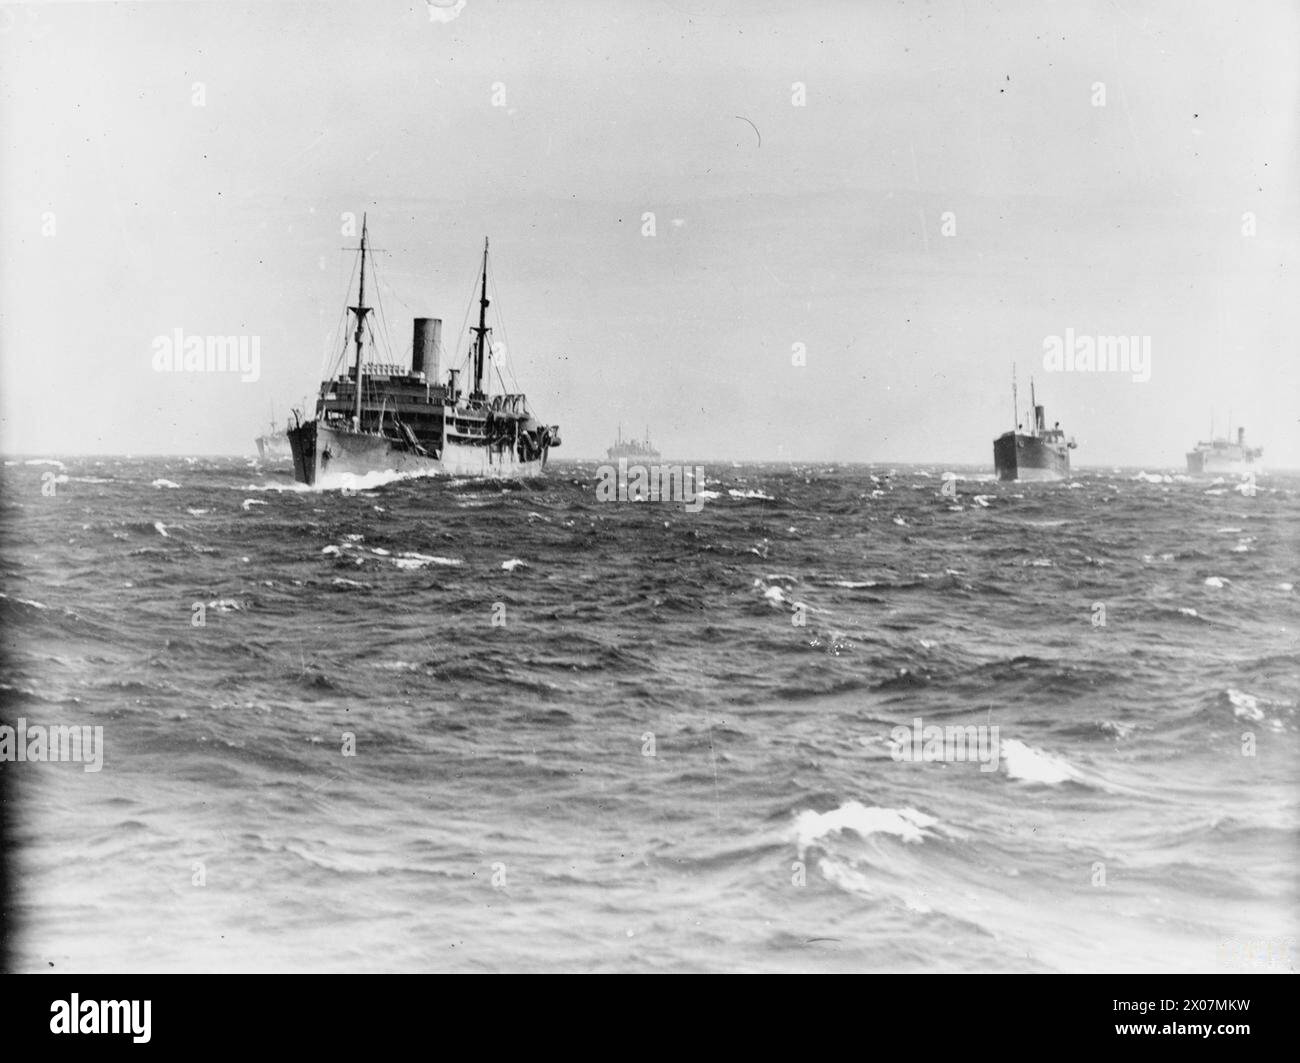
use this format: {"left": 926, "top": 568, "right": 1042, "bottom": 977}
{"left": 304, "top": 249, "right": 359, "bottom": 420}
{"left": 452, "top": 252, "right": 482, "bottom": 378}
{"left": 367, "top": 250, "right": 400, "bottom": 366}
{"left": 321, "top": 248, "right": 361, "bottom": 380}
{"left": 487, "top": 262, "right": 522, "bottom": 393}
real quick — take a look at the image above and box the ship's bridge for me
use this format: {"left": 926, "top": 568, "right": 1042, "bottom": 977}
{"left": 338, "top": 363, "right": 412, "bottom": 380}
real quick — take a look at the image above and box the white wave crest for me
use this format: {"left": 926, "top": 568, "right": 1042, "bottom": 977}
{"left": 1000, "top": 739, "right": 1080, "bottom": 785}
{"left": 391, "top": 552, "right": 462, "bottom": 570}
{"left": 239, "top": 481, "right": 313, "bottom": 493}
{"left": 1228, "top": 689, "right": 1264, "bottom": 722}
{"left": 794, "top": 801, "right": 938, "bottom": 857}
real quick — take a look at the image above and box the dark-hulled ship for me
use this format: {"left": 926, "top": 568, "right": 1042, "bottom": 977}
{"left": 1186, "top": 427, "right": 1262, "bottom": 476}
{"left": 288, "top": 216, "right": 560, "bottom": 488}
{"left": 606, "top": 425, "right": 660, "bottom": 462}
{"left": 993, "top": 378, "right": 1075, "bottom": 482}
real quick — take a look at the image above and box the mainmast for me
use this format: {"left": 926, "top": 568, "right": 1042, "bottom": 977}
{"left": 471, "top": 237, "right": 490, "bottom": 400}
{"left": 350, "top": 214, "right": 373, "bottom": 429}
{"left": 1029, "top": 376, "right": 1037, "bottom": 436}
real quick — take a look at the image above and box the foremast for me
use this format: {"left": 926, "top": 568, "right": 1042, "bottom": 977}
{"left": 470, "top": 238, "right": 490, "bottom": 401}
{"left": 349, "top": 214, "right": 373, "bottom": 429}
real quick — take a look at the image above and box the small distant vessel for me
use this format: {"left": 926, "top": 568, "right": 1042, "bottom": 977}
{"left": 607, "top": 425, "right": 660, "bottom": 462}
{"left": 993, "top": 374, "right": 1075, "bottom": 482}
{"left": 287, "top": 215, "right": 561, "bottom": 488}
{"left": 1186, "top": 426, "right": 1262, "bottom": 476}
{"left": 254, "top": 408, "right": 291, "bottom": 460}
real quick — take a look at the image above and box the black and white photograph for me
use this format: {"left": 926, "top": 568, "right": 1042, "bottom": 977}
{"left": 1, "top": 0, "right": 1296, "bottom": 1004}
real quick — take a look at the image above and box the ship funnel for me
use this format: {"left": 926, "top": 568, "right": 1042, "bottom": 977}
{"left": 1034, "top": 405, "right": 1045, "bottom": 433}
{"left": 1237, "top": 427, "right": 1245, "bottom": 445}
{"left": 412, "top": 317, "right": 441, "bottom": 380}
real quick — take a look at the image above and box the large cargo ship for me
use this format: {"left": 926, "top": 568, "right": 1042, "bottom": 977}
{"left": 288, "top": 216, "right": 560, "bottom": 488}
{"left": 606, "top": 425, "right": 659, "bottom": 462}
{"left": 1186, "top": 427, "right": 1262, "bottom": 476}
{"left": 993, "top": 377, "right": 1075, "bottom": 482}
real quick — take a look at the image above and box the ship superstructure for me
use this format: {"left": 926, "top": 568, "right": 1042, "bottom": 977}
{"left": 288, "top": 216, "right": 560, "bottom": 488}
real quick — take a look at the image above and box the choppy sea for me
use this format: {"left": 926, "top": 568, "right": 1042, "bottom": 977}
{"left": 2, "top": 456, "right": 1297, "bottom": 972}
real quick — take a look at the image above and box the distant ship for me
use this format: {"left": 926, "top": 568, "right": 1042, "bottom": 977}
{"left": 1186, "top": 427, "right": 1262, "bottom": 476}
{"left": 254, "top": 408, "right": 291, "bottom": 460}
{"left": 288, "top": 215, "right": 561, "bottom": 488}
{"left": 993, "top": 376, "right": 1075, "bottom": 482}
{"left": 607, "top": 425, "right": 660, "bottom": 462}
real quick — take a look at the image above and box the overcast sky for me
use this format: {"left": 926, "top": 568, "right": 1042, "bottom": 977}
{"left": 2, "top": 0, "right": 1297, "bottom": 466}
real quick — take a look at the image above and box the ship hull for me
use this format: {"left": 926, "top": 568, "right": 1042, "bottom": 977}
{"left": 1186, "top": 452, "right": 1262, "bottom": 477}
{"left": 288, "top": 420, "right": 548, "bottom": 488}
{"left": 994, "top": 432, "right": 1070, "bottom": 482}
{"left": 255, "top": 437, "right": 290, "bottom": 460}
{"left": 606, "top": 448, "right": 661, "bottom": 462}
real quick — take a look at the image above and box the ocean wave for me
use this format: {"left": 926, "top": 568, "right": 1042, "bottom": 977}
{"left": 391, "top": 552, "right": 463, "bottom": 570}
{"left": 238, "top": 481, "right": 313, "bottom": 493}
{"left": 1226, "top": 688, "right": 1291, "bottom": 731}
{"left": 330, "top": 467, "right": 463, "bottom": 493}
{"left": 0, "top": 591, "right": 48, "bottom": 610}
{"left": 1000, "top": 739, "right": 1082, "bottom": 785}
{"left": 794, "top": 802, "right": 939, "bottom": 856}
